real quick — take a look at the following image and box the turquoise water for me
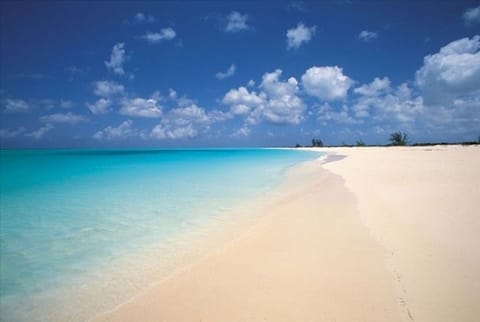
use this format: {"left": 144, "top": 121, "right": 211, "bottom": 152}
{"left": 0, "top": 148, "right": 321, "bottom": 320}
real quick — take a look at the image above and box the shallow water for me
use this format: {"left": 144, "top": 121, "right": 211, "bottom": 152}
{"left": 0, "top": 148, "right": 321, "bottom": 321}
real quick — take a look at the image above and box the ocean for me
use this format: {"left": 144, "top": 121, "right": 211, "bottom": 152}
{"left": 0, "top": 148, "right": 321, "bottom": 321}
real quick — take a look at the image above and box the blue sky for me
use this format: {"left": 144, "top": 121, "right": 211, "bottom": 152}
{"left": 1, "top": 0, "right": 479, "bottom": 148}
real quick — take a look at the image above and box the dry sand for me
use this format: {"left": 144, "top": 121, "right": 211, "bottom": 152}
{"left": 96, "top": 145, "right": 479, "bottom": 322}
{"left": 318, "top": 145, "right": 480, "bottom": 322}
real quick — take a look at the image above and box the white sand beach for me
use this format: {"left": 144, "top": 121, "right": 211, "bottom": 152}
{"left": 96, "top": 145, "right": 480, "bottom": 322}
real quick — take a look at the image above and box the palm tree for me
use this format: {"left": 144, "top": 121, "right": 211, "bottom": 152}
{"left": 389, "top": 131, "right": 409, "bottom": 146}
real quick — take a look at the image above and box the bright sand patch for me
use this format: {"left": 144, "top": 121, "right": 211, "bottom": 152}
{"left": 317, "top": 145, "right": 480, "bottom": 322}
{"left": 96, "top": 156, "right": 401, "bottom": 322}
{"left": 97, "top": 145, "right": 480, "bottom": 322}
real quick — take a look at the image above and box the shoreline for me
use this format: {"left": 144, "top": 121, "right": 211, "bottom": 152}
{"left": 96, "top": 152, "right": 402, "bottom": 322}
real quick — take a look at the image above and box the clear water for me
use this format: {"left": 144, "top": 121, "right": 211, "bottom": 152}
{"left": 0, "top": 148, "right": 321, "bottom": 321}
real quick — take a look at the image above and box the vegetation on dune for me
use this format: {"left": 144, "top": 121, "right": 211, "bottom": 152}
{"left": 355, "top": 139, "right": 366, "bottom": 146}
{"left": 311, "top": 138, "right": 324, "bottom": 147}
{"left": 291, "top": 133, "right": 480, "bottom": 148}
{"left": 389, "top": 131, "right": 409, "bottom": 146}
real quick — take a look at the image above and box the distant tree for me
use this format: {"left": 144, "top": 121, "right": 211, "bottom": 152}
{"left": 311, "top": 138, "right": 323, "bottom": 147}
{"left": 356, "top": 139, "right": 366, "bottom": 146}
{"left": 389, "top": 131, "right": 409, "bottom": 146}
{"left": 295, "top": 143, "right": 302, "bottom": 148}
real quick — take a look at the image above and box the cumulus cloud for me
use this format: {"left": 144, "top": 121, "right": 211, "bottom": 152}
{"left": 225, "top": 11, "right": 249, "bottom": 32}
{"left": 216, "top": 64, "right": 236, "bottom": 79}
{"left": 151, "top": 104, "right": 208, "bottom": 140}
{"left": 141, "top": 28, "right": 176, "bottom": 43}
{"left": 358, "top": 30, "right": 378, "bottom": 42}
{"left": 256, "top": 70, "right": 304, "bottom": 124}
{"left": 105, "top": 43, "right": 127, "bottom": 75}
{"left": 93, "top": 120, "right": 141, "bottom": 140}
{"left": 119, "top": 96, "right": 162, "bottom": 118}
{"left": 353, "top": 77, "right": 391, "bottom": 96}
{"left": 151, "top": 124, "right": 198, "bottom": 140}
{"left": 86, "top": 98, "right": 112, "bottom": 115}
{"left": 168, "top": 104, "right": 211, "bottom": 124}
{"left": 222, "top": 69, "right": 304, "bottom": 125}
{"left": 40, "top": 112, "right": 87, "bottom": 124}
{"left": 26, "top": 124, "right": 53, "bottom": 140}
{"left": 317, "top": 103, "right": 358, "bottom": 125}
{"left": 0, "top": 127, "right": 26, "bottom": 139}
{"left": 3, "top": 99, "right": 29, "bottom": 113}
{"left": 301, "top": 66, "right": 353, "bottom": 101}
{"left": 286, "top": 23, "right": 316, "bottom": 50}
{"left": 93, "top": 80, "right": 125, "bottom": 97}
{"left": 150, "top": 91, "right": 229, "bottom": 140}
{"left": 222, "top": 86, "right": 263, "bottom": 115}
{"left": 352, "top": 80, "right": 424, "bottom": 123}
{"left": 415, "top": 35, "right": 480, "bottom": 105}
{"left": 463, "top": 5, "right": 480, "bottom": 26}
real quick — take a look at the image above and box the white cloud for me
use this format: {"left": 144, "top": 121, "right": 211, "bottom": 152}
{"left": 222, "top": 86, "right": 264, "bottom": 115}
{"left": 301, "top": 66, "right": 353, "bottom": 101}
{"left": 222, "top": 70, "right": 304, "bottom": 125}
{"left": 93, "top": 120, "right": 141, "bottom": 140}
{"left": 216, "top": 64, "right": 236, "bottom": 79}
{"left": 141, "top": 28, "right": 176, "bottom": 43}
{"left": 463, "top": 5, "right": 480, "bottom": 26}
{"left": 105, "top": 43, "right": 127, "bottom": 75}
{"left": 4, "top": 99, "right": 29, "bottom": 113}
{"left": 232, "top": 126, "right": 251, "bottom": 137}
{"left": 65, "top": 65, "right": 83, "bottom": 80}
{"left": 358, "top": 30, "right": 378, "bottom": 42}
{"left": 151, "top": 104, "right": 204, "bottom": 139}
{"left": 353, "top": 77, "right": 391, "bottom": 96}
{"left": 225, "top": 11, "right": 249, "bottom": 32}
{"left": 119, "top": 97, "right": 162, "bottom": 118}
{"left": 168, "top": 104, "right": 211, "bottom": 124}
{"left": 150, "top": 93, "right": 228, "bottom": 140}
{"left": 133, "top": 12, "right": 155, "bottom": 24}
{"left": 168, "top": 88, "right": 178, "bottom": 100}
{"left": 288, "top": 1, "right": 306, "bottom": 12}
{"left": 86, "top": 98, "right": 112, "bottom": 115}
{"left": 286, "top": 23, "right": 316, "bottom": 50}
{"left": 26, "top": 124, "right": 53, "bottom": 140}
{"left": 40, "top": 112, "right": 87, "bottom": 124}
{"left": 247, "top": 79, "right": 255, "bottom": 87}
{"left": 93, "top": 80, "right": 124, "bottom": 97}
{"left": 151, "top": 124, "right": 198, "bottom": 140}
{"left": 0, "top": 127, "right": 26, "bottom": 139}
{"left": 317, "top": 103, "right": 358, "bottom": 125}
{"left": 352, "top": 81, "right": 424, "bottom": 123}
{"left": 415, "top": 35, "right": 480, "bottom": 105}
{"left": 257, "top": 69, "right": 304, "bottom": 125}
{"left": 60, "top": 100, "right": 73, "bottom": 109}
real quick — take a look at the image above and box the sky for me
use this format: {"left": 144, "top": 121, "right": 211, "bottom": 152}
{"left": 1, "top": 0, "right": 479, "bottom": 148}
